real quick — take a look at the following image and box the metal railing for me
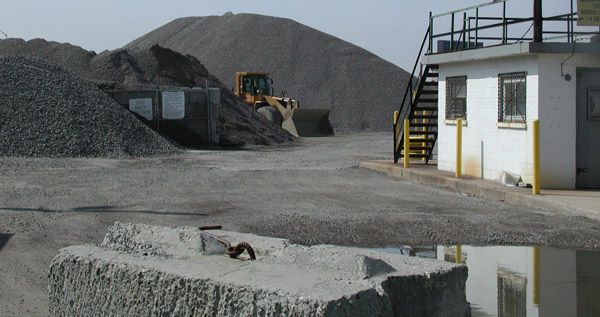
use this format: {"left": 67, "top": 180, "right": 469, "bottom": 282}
{"left": 427, "top": 0, "right": 600, "bottom": 54}
{"left": 393, "top": 27, "right": 431, "bottom": 163}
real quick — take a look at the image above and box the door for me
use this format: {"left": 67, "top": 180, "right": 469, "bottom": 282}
{"left": 576, "top": 68, "right": 600, "bottom": 188}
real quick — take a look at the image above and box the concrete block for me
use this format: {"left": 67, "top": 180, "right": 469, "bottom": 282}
{"left": 48, "top": 222, "right": 470, "bottom": 316}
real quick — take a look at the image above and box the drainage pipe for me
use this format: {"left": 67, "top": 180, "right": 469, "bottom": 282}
{"left": 456, "top": 119, "right": 462, "bottom": 178}
{"left": 532, "top": 119, "right": 540, "bottom": 194}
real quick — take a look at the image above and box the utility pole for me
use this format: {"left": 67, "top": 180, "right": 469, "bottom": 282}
{"left": 533, "top": 0, "right": 543, "bottom": 42}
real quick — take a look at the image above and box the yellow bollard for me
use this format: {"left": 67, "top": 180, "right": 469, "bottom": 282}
{"left": 532, "top": 120, "right": 540, "bottom": 195}
{"left": 456, "top": 119, "right": 462, "bottom": 178}
{"left": 533, "top": 247, "right": 540, "bottom": 306}
{"left": 394, "top": 111, "right": 400, "bottom": 151}
{"left": 456, "top": 245, "right": 462, "bottom": 263}
{"left": 404, "top": 119, "right": 410, "bottom": 168}
{"left": 421, "top": 110, "right": 428, "bottom": 160}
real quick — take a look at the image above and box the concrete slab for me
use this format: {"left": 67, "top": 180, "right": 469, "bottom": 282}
{"left": 48, "top": 222, "right": 470, "bottom": 316}
{"left": 360, "top": 160, "right": 600, "bottom": 220}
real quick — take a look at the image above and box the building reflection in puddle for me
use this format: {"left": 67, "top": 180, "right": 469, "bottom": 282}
{"left": 439, "top": 246, "right": 600, "bottom": 317}
{"left": 374, "top": 245, "right": 600, "bottom": 317}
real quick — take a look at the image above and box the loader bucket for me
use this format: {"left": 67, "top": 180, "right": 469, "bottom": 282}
{"left": 281, "top": 117, "right": 299, "bottom": 137}
{"left": 292, "top": 109, "right": 333, "bottom": 136}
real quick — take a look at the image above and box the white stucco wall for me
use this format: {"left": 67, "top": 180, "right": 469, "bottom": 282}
{"left": 537, "top": 54, "right": 600, "bottom": 188}
{"left": 437, "top": 52, "right": 600, "bottom": 189}
{"left": 437, "top": 55, "right": 539, "bottom": 183}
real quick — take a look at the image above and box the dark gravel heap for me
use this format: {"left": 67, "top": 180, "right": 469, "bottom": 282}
{"left": 0, "top": 56, "right": 178, "bottom": 158}
{"left": 0, "top": 38, "right": 292, "bottom": 146}
{"left": 125, "top": 12, "right": 412, "bottom": 134}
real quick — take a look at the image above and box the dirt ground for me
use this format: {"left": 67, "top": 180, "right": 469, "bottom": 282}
{"left": 1, "top": 133, "right": 600, "bottom": 316}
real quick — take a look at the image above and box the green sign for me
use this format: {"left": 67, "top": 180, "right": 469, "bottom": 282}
{"left": 578, "top": 0, "right": 600, "bottom": 26}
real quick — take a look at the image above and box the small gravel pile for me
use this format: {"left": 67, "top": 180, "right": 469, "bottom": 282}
{"left": 0, "top": 38, "right": 293, "bottom": 146}
{"left": 125, "top": 13, "right": 412, "bottom": 134}
{"left": 0, "top": 56, "right": 178, "bottom": 158}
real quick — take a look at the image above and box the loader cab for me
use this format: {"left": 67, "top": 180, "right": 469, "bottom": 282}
{"left": 242, "top": 75, "right": 271, "bottom": 96}
{"left": 235, "top": 72, "right": 273, "bottom": 98}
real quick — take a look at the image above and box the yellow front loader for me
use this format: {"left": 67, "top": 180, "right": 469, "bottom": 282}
{"left": 234, "top": 72, "right": 299, "bottom": 137}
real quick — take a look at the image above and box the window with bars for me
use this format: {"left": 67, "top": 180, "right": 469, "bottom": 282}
{"left": 498, "top": 72, "right": 527, "bottom": 123}
{"left": 446, "top": 76, "right": 467, "bottom": 120}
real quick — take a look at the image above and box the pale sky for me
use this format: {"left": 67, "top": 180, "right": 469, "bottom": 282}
{"left": 0, "top": 0, "right": 587, "bottom": 70}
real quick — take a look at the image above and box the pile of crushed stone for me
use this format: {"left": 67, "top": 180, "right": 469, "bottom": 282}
{"left": 125, "top": 12, "right": 412, "bottom": 134}
{"left": 0, "top": 56, "right": 178, "bottom": 158}
{"left": 0, "top": 38, "right": 292, "bottom": 146}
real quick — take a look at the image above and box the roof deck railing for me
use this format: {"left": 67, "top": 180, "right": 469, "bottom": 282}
{"left": 427, "top": 0, "right": 600, "bottom": 54}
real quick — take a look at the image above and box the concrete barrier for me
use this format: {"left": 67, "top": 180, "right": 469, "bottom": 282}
{"left": 48, "top": 222, "right": 470, "bottom": 316}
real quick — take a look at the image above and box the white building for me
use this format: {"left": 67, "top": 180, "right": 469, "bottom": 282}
{"left": 394, "top": 1, "right": 600, "bottom": 189}
{"left": 425, "top": 42, "right": 600, "bottom": 189}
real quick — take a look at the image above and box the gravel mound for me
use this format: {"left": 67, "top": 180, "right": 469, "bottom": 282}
{"left": 0, "top": 38, "right": 293, "bottom": 146}
{"left": 0, "top": 56, "right": 178, "bottom": 158}
{"left": 125, "top": 13, "right": 412, "bottom": 134}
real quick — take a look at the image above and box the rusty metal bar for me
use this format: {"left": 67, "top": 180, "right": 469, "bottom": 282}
{"left": 199, "top": 226, "right": 256, "bottom": 260}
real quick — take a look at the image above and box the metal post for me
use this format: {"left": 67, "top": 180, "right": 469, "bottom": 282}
{"left": 468, "top": 17, "right": 472, "bottom": 48}
{"left": 502, "top": 1, "right": 507, "bottom": 44}
{"left": 567, "top": 9, "right": 571, "bottom": 43}
{"left": 429, "top": 12, "right": 434, "bottom": 53}
{"left": 533, "top": 0, "right": 543, "bottom": 42}
{"left": 451, "top": 13, "right": 455, "bottom": 50}
{"left": 456, "top": 118, "right": 462, "bottom": 178}
{"left": 404, "top": 119, "right": 410, "bottom": 168}
{"left": 532, "top": 119, "right": 540, "bottom": 194}
{"left": 155, "top": 89, "right": 160, "bottom": 130}
{"left": 462, "top": 12, "right": 467, "bottom": 49}
{"left": 570, "top": 0, "right": 574, "bottom": 42}
{"left": 206, "top": 80, "right": 212, "bottom": 144}
{"left": 394, "top": 111, "right": 399, "bottom": 162}
{"left": 475, "top": 8, "right": 479, "bottom": 46}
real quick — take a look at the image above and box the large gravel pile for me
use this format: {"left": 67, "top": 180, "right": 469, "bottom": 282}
{"left": 0, "top": 56, "right": 178, "bottom": 158}
{"left": 125, "top": 12, "right": 412, "bottom": 134}
{"left": 0, "top": 38, "right": 292, "bottom": 146}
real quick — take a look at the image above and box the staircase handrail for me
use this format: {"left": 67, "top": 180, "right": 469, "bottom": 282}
{"left": 397, "top": 26, "right": 430, "bottom": 122}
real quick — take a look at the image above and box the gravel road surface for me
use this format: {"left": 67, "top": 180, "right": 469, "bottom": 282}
{"left": 1, "top": 133, "right": 599, "bottom": 315}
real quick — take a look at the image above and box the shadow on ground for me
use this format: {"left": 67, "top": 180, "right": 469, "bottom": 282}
{"left": 0, "top": 233, "right": 14, "bottom": 252}
{"left": 0, "top": 206, "right": 208, "bottom": 217}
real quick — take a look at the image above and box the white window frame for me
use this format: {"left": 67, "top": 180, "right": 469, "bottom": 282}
{"left": 445, "top": 76, "right": 467, "bottom": 120}
{"left": 498, "top": 72, "right": 527, "bottom": 123}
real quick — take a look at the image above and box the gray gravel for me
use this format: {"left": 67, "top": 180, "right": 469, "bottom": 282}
{"left": 1, "top": 133, "right": 600, "bottom": 316}
{"left": 125, "top": 13, "right": 412, "bottom": 134}
{"left": 0, "top": 56, "right": 177, "bottom": 158}
{"left": 0, "top": 38, "right": 293, "bottom": 146}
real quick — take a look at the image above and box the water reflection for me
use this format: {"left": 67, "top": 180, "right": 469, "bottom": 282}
{"left": 375, "top": 245, "right": 600, "bottom": 317}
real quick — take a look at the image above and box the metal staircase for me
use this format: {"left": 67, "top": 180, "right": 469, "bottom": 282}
{"left": 393, "top": 27, "right": 439, "bottom": 164}
{"left": 400, "top": 65, "right": 438, "bottom": 163}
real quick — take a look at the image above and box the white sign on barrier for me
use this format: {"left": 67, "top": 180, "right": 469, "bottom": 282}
{"left": 162, "top": 91, "right": 185, "bottom": 120}
{"left": 128, "top": 98, "right": 153, "bottom": 120}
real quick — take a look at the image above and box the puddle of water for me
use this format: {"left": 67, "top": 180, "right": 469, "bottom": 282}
{"left": 375, "top": 245, "right": 600, "bottom": 317}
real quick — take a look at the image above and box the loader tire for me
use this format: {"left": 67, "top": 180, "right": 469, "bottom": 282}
{"left": 257, "top": 106, "right": 282, "bottom": 127}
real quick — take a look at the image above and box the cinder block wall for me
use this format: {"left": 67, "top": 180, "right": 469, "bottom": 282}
{"left": 438, "top": 53, "right": 600, "bottom": 189}
{"left": 437, "top": 55, "right": 539, "bottom": 184}
{"left": 537, "top": 54, "right": 600, "bottom": 188}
